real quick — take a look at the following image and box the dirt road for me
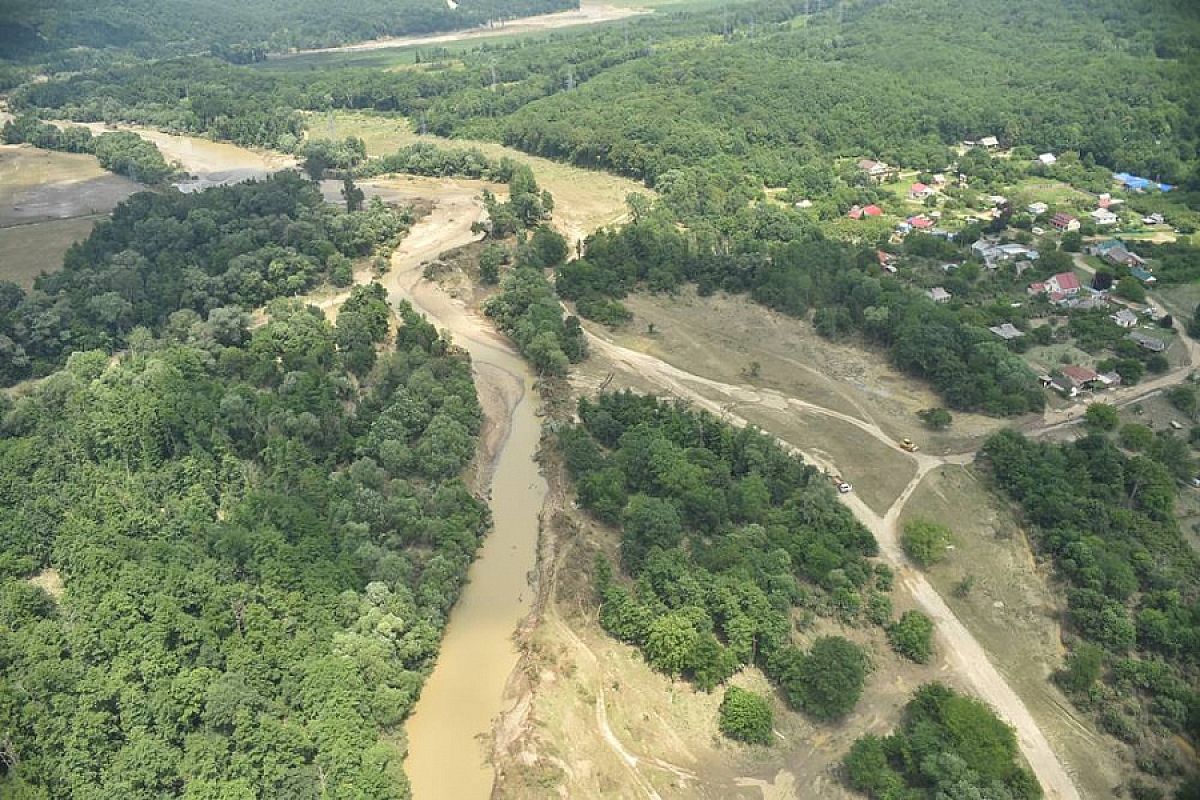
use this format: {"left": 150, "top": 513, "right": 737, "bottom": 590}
{"left": 270, "top": 2, "right": 648, "bottom": 59}
{"left": 578, "top": 326, "right": 1082, "bottom": 800}
{"left": 282, "top": 175, "right": 1089, "bottom": 797}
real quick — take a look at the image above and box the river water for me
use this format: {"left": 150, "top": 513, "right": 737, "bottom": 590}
{"left": 32, "top": 125, "right": 548, "bottom": 796}
{"left": 368, "top": 187, "right": 548, "bottom": 800}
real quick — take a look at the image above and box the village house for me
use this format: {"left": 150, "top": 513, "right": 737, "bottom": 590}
{"left": 847, "top": 203, "right": 883, "bottom": 220}
{"left": 906, "top": 214, "right": 935, "bottom": 231}
{"left": 909, "top": 182, "right": 936, "bottom": 200}
{"left": 1036, "top": 152, "right": 1057, "bottom": 166}
{"left": 1050, "top": 212, "right": 1080, "bottom": 232}
{"left": 927, "top": 287, "right": 952, "bottom": 303}
{"left": 1067, "top": 294, "right": 1109, "bottom": 312}
{"left": 876, "top": 250, "right": 898, "bottom": 273}
{"left": 1091, "top": 208, "right": 1119, "bottom": 227}
{"left": 1027, "top": 201, "right": 1049, "bottom": 215}
{"left": 1128, "top": 331, "right": 1166, "bottom": 352}
{"left": 858, "top": 159, "right": 898, "bottom": 182}
{"left": 1141, "top": 212, "right": 1165, "bottom": 225}
{"left": 1042, "top": 365, "right": 1101, "bottom": 397}
{"left": 1028, "top": 271, "right": 1082, "bottom": 298}
{"left": 979, "top": 135, "right": 1000, "bottom": 149}
{"left": 1110, "top": 308, "right": 1139, "bottom": 328}
{"left": 1130, "top": 266, "right": 1157, "bottom": 284}
{"left": 1105, "top": 246, "right": 1146, "bottom": 270}
{"left": 989, "top": 323, "right": 1024, "bottom": 340}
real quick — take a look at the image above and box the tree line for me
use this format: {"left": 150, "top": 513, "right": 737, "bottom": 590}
{"left": 560, "top": 211, "right": 1045, "bottom": 415}
{"left": 1, "top": 0, "right": 579, "bottom": 66}
{"left": 983, "top": 428, "right": 1199, "bottom": 794}
{"left": 2, "top": 114, "right": 174, "bottom": 184}
{"left": 0, "top": 172, "right": 410, "bottom": 385}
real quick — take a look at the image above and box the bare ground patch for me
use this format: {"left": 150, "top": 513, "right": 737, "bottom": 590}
{"left": 28, "top": 567, "right": 65, "bottom": 600}
{"left": 0, "top": 145, "right": 139, "bottom": 226}
{"left": 614, "top": 288, "right": 1010, "bottom": 456}
{"left": 0, "top": 216, "right": 102, "bottom": 288}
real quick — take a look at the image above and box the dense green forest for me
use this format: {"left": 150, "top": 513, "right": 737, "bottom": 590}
{"left": 2, "top": 114, "right": 174, "bottom": 183}
{"left": 0, "top": 0, "right": 578, "bottom": 64}
{"left": 983, "top": 429, "right": 1200, "bottom": 785}
{"left": 0, "top": 288, "right": 488, "bottom": 798}
{"left": 0, "top": 172, "right": 409, "bottom": 384}
{"left": 16, "top": 0, "right": 1198, "bottom": 188}
{"left": 844, "top": 683, "right": 1042, "bottom": 799}
{"left": 561, "top": 392, "right": 882, "bottom": 725}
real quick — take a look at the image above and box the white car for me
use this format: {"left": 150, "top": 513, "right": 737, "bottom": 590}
{"left": 837, "top": 482, "right": 853, "bottom": 494}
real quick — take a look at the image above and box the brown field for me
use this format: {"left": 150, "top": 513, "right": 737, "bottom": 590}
{"left": 0, "top": 145, "right": 139, "bottom": 283}
{"left": 0, "top": 216, "right": 101, "bottom": 288}
{"left": 901, "top": 465, "right": 1126, "bottom": 799}
{"left": 612, "top": 288, "right": 1009, "bottom": 455}
{"left": 0, "top": 145, "right": 138, "bottom": 226}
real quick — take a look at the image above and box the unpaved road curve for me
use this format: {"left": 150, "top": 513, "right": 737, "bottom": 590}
{"left": 580, "top": 329, "right": 1083, "bottom": 800}
{"left": 271, "top": 2, "right": 648, "bottom": 59}
{"left": 302, "top": 177, "right": 1082, "bottom": 799}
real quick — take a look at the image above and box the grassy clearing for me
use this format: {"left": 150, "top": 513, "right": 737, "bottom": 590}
{"left": 1156, "top": 282, "right": 1200, "bottom": 323}
{"left": 0, "top": 217, "right": 101, "bottom": 288}
{"left": 901, "top": 464, "right": 1127, "bottom": 799}
{"left": 612, "top": 288, "right": 1008, "bottom": 454}
{"left": 319, "top": 111, "right": 648, "bottom": 240}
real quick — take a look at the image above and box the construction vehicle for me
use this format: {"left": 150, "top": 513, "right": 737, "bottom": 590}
{"left": 899, "top": 438, "right": 919, "bottom": 453}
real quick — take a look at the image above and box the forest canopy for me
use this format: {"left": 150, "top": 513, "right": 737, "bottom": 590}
{"left": 0, "top": 294, "right": 488, "bottom": 798}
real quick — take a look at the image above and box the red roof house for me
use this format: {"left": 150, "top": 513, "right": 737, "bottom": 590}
{"left": 862, "top": 204, "right": 883, "bottom": 217}
{"left": 909, "top": 182, "right": 935, "bottom": 199}
{"left": 907, "top": 215, "right": 934, "bottom": 230}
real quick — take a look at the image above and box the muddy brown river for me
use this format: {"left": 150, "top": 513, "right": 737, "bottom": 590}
{"left": 360, "top": 182, "right": 549, "bottom": 800}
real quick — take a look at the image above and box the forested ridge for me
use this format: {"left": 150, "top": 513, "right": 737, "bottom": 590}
{"left": 0, "top": 0, "right": 579, "bottom": 64}
{"left": 0, "top": 287, "right": 489, "bottom": 797}
{"left": 16, "top": 0, "right": 1198, "bottom": 187}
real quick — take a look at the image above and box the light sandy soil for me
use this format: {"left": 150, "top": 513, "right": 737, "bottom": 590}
{"left": 316, "top": 111, "right": 650, "bottom": 244}
{"left": 270, "top": 2, "right": 649, "bottom": 59}
{"left": 28, "top": 567, "right": 65, "bottom": 600}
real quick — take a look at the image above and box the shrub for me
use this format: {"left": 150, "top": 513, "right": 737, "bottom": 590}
{"left": 888, "top": 610, "right": 935, "bottom": 663}
{"left": 901, "top": 519, "right": 952, "bottom": 567}
{"left": 718, "top": 687, "right": 773, "bottom": 745}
